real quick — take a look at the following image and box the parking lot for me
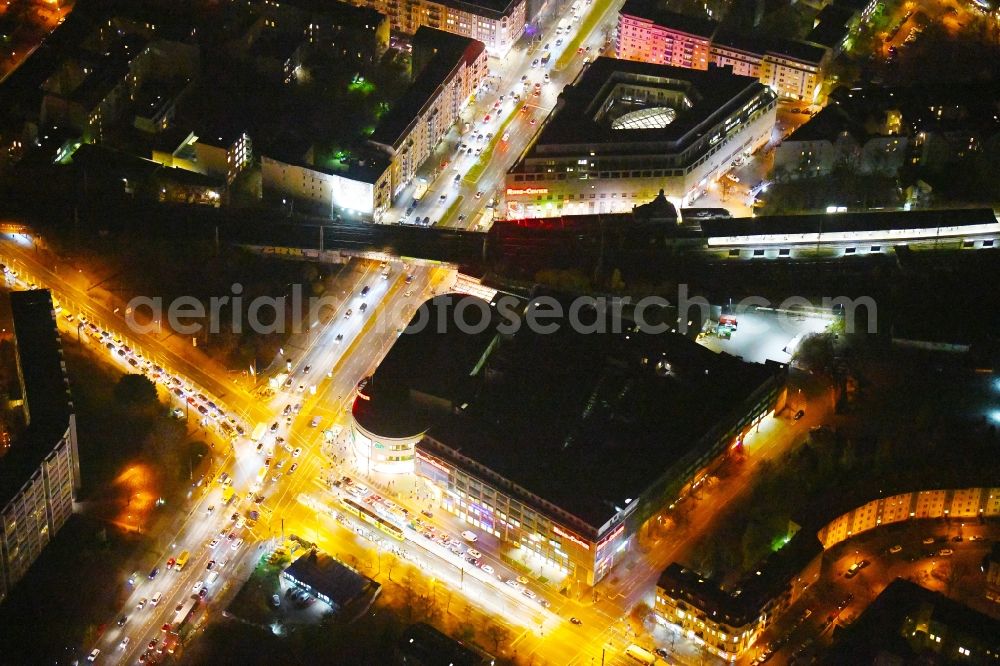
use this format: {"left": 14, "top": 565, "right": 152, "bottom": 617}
{"left": 698, "top": 307, "right": 834, "bottom": 365}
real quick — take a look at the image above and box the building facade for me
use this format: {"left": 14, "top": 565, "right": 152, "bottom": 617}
{"left": 369, "top": 28, "right": 488, "bottom": 218}
{"left": 613, "top": 3, "right": 831, "bottom": 102}
{"left": 654, "top": 546, "right": 821, "bottom": 661}
{"left": 505, "top": 59, "right": 776, "bottom": 217}
{"left": 0, "top": 289, "right": 80, "bottom": 605}
{"left": 616, "top": 1, "right": 716, "bottom": 70}
{"left": 816, "top": 487, "right": 1000, "bottom": 550}
{"left": 345, "top": 0, "right": 524, "bottom": 55}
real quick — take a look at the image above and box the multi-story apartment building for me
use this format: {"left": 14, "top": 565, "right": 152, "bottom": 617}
{"left": 368, "top": 27, "right": 488, "bottom": 214}
{"left": 505, "top": 58, "right": 776, "bottom": 216}
{"left": 655, "top": 534, "right": 821, "bottom": 661}
{"left": 0, "top": 289, "right": 80, "bottom": 605}
{"left": 345, "top": 0, "right": 525, "bottom": 55}
{"left": 614, "top": 5, "right": 831, "bottom": 102}
{"left": 256, "top": 0, "right": 390, "bottom": 62}
{"left": 616, "top": 0, "right": 717, "bottom": 69}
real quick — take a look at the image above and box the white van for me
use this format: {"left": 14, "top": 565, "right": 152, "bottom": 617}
{"left": 206, "top": 571, "right": 220, "bottom": 585}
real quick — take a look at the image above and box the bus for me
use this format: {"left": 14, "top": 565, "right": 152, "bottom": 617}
{"left": 625, "top": 644, "right": 656, "bottom": 665}
{"left": 172, "top": 596, "right": 198, "bottom": 628}
{"left": 222, "top": 486, "right": 236, "bottom": 505}
{"left": 251, "top": 422, "right": 267, "bottom": 442}
{"left": 174, "top": 550, "right": 191, "bottom": 571}
{"left": 340, "top": 498, "right": 404, "bottom": 541}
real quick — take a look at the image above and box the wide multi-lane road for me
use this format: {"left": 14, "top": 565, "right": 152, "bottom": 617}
{"left": 391, "top": 0, "right": 624, "bottom": 231}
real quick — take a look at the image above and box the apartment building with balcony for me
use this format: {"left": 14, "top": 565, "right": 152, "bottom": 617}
{"left": 0, "top": 290, "right": 80, "bottom": 605}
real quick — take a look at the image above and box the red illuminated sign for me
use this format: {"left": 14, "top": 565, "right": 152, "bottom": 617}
{"left": 553, "top": 525, "right": 590, "bottom": 550}
{"left": 505, "top": 187, "right": 549, "bottom": 196}
{"left": 416, "top": 451, "right": 451, "bottom": 474}
{"left": 596, "top": 523, "right": 625, "bottom": 551}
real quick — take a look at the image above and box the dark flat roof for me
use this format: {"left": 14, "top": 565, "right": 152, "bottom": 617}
{"left": 700, "top": 208, "right": 998, "bottom": 239}
{"left": 353, "top": 294, "right": 496, "bottom": 439}
{"left": 806, "top": 21, "right": 849, "bottom": 50}
{"left": 396, "top": 623, "right": 494, "bottom": 665}
{"left": 409, "top": 294, "right": 780, "bottom": 530}
{"left": 784, "top": 104, "right": 862, "bottom": 143}
{"left": 1, "top": 290, "right": 73, "bottom": 508}
{"left": 821, "top": 578, "right": 1000, "bottom": 664}
{"left": 270, "top": 0, "right": 386, "bottom": 24}
{"left": 10, "top": 290, "right": 72, "bottom": 425}
{"left": 282, "top": 551, "right": 375, "bottom": 608}
{"left": 527, "top": 58, "right": 769, "bottom": 152}
{"left": 369, "top": 28, "right": 484, "bottom": 150}
{"left": 712, "top": 32, "right": 828, "bottom": 64}
{"left": 619, "top": 0, "right": 719, "bottom": 38}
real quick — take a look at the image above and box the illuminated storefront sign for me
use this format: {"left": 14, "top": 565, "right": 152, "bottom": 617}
{"left": 596, "top": 523, "right": 625, "bottom": 553}
{"left": 505, "top": 187, "right": 549, "bottom": 196}
{"left": 553, "top": 525, "right": 590, "bottom": 550}
{"left": 416, "top": 451, "right": 451, "bottom": 474}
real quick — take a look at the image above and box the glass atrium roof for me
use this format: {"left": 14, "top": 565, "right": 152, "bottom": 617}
{"left": 611, "top": 106, "right": 678, "bottom": 130}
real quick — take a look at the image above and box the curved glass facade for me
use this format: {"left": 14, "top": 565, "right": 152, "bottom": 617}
{"left": 350, "top": 418, "right": 422, "bottom": 474}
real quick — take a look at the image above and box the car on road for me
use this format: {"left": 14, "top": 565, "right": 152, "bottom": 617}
{"left": 505, "top": 579, "right": 521, "bottom": 591}
{"left": 569, "top": 617, "right": 582, "bottom": 625}
{"left": 654, "top": 648, "right": 669, "bottom": 659}
{"left": 522, "top": 589, "right": 536, "bottom": 599}
{"left": 922, "top": 537, "right": 936, "bottom": 545}
{"left": 359, "top": 303, "right": 368, "bottom": 313}
{"left": 531, "top": 58, "right": 539, "bottom": 67}
{"left": 438, "top": 194, "right": 447, "bottom": 203}
{"left": 193, "top": 581, "right": 204, "bottom": 594}
{"left": 938, "top": 548, "right": 954, "bottom": 556}
{"left": 137, "top": 598, "right": 147, "bottom": 611}
{"left": 480, "top": 564, "right": 494, "bottom": 575}
{"left": 150, "top": 592, "right": 162, "bottom": 606}
{"left": 232, "top": 538, "right": 245, "bottom": 550}
{"left": 344, "top": 309, "right": 353, "bottom": 319}
{"left": 475, "top": 191, "right": 483, "bottom": 199}
{"left": 461, "top": 530, "right": 478, "bottom": 542}
{"left": 530, "top": 117, "right": 537, "bottom": 125}
{"left": 544, "top": 73, "right": 550, "bottom": 83}
{"left": 794, "top": 409, "right": 805, "bottom": 420}
{"left": 148, "top": 567, "right": 159, "bottom": 580}
{"left": 270, "top": 422, "right": 279, "bottom": 432}
{"left": 516, "top": 575, "right": 529, "bottom": 585}
{"left": 87, "top": 649, "right": 100, "bottom": 662}
{"left": 361, "top": 285, "right": 370, "bottom": 296}
{"left": 209, "top": 538, "right": 220, "bottom": 549}
{"left": 207, "top": 559, "right": 216, "bottom": 570}
{"left": 288, "top": 462, "right": 298, "bottom": 474}
{"left": 293, "top": 447, "right": 302, "bottom": 457}
{"left": 117, "top": 615, "right": 128, "bottom": 626}
{"left": 889, "top": 544, "right": 902, "bottom": 554}
{"left": 335, "top": 333, "right": 344, "bottom": 343}
{"left": 310, "top": 416, "right": 321, "bottom": 428}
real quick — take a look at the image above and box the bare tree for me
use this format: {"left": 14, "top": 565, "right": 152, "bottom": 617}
{"left": 484, "top": 622, "right": 511, "bottom": 653}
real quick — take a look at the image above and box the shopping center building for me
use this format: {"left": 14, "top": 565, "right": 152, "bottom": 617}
{"left": 351, "top": 294, "right": 788, "bottom": 586}
{"left": 504, "top": 58, "right": 776, "bottom": 218}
